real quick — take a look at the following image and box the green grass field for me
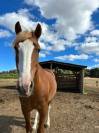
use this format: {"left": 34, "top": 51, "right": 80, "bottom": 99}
{"left": 0, "top": 73, "right": 18, "bottom": 79}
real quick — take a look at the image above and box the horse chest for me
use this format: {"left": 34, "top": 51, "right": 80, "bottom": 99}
{"left": 19, "top": 94, "right": 44, "bottom": 112}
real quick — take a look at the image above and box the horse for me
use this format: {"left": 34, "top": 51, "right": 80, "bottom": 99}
{"left": 13, "top": 21, "right": 57, "bottom": 133}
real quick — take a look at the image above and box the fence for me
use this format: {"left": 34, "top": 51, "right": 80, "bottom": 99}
{"left": 56, "top": 74, "right": 78, "bottom": 91}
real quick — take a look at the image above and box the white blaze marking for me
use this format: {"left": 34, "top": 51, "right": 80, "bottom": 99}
{"left": 18, "top": 39, "right": 34, "bottom": 83}
{"left": 32, "top": 111, "right": 39, "bottom": 130}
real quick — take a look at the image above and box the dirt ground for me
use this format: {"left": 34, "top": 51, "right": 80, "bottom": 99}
{"left": 0, "top": 78, "right": 99, "bottom": 133}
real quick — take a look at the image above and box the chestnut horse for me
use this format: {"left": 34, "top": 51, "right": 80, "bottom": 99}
{"left": 13, "top": 21, "right": 57, "bottom": 133}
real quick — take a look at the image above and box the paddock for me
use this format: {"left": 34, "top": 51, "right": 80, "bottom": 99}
{"left": 0, "top": 79, "right": 99, "bottom": 133}
{"left": 40, "top": 60, "right": 87, "bottom": 93}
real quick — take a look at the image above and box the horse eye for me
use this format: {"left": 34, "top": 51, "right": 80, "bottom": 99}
{"left": 20, "top": 40, "right": 24, "bottom": 43}
{"left": 14, "top": 46, "right": 18, "bottom": 51}
{"left": 38, "top": 49, "right": 40, "bottom": 53}
{"left": 14, "top": 43, "right": 19, "bottom": 50}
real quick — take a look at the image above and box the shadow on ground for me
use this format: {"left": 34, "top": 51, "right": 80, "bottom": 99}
{"left": 0, "top": 85, "right": 16, "bottom": 90}
{"left": 57, "top": 87, "right": 80, "bottom": 93}
{"left": 0, "top": 115, "right": 25, "bottom": 133}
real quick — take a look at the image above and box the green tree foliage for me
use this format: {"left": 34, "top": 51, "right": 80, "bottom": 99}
{"left": 85, "top": 68, "right": 99, "bottom": 78}
{"left": 85, "top": 69, "right": 90, "bottom": 77}
{"left": 90, "top": 68, "right": 99, "bottom": 78}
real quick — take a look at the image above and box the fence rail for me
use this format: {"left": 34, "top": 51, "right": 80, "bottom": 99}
{"left": 56, "top": 74, "right": 77, "bottom": 89}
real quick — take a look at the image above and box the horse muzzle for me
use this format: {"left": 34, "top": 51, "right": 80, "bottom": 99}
{"left": 17, "top": 81, "right": 33, "bottom": 97}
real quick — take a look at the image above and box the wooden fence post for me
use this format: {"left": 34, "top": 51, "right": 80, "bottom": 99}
{"left": 79, "top": 69, "right": 84, "bottom": 93}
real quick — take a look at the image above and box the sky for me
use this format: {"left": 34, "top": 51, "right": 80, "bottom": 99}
{"left": 0, "top": 0, "right": 99, "bottom": 71}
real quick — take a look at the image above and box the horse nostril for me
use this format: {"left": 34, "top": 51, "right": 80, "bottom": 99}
{"left": 18, "top": 86, "right": 26, "bottom": 94}
{"left": 30, "top": 82, "right": 33, "bottom": 88}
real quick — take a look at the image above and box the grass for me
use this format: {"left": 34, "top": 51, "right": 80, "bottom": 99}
{"left": 0, "top": 73, "right": 18, "bottom": 79}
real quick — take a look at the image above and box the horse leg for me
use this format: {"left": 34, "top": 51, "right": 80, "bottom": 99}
{"left": 37, "top": 105, "right": 48, "bottom": 133}
{"left": 44, "top": 104, "right": 51, "bottom": 128}
{"left": 23, "top": 111, "right": 32, "bottom": 133}
{"left": 32, "top": 110, "right": 39, "bottom": 130}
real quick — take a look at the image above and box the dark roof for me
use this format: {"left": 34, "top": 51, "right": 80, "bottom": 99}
{"left": 40, "top": 60, "right": 87, "bottom": 71}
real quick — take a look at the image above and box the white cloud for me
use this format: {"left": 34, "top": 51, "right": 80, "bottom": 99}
{"left": 0, "top": 9, "right": 37, "bottom": 32}
{"left": 24, "top": 0, "right": 35, "bottom": 5}
{"left": 39, "top": 23, "right": 79, "bottom": 51}
{"left": 94, "top": 58, "right": 99, "bottom": 62}
{"left": 55, "top": 54, "right": 89, "bottom": 61}
{"left": 88, "top": 64, "right": 99, "bottom": 69}
{"left": 0, "top": 9, "right": 69, "bottom": 51}
{"left": 0, "top": 9, "right": 48, "bottom": 49}
{"left": 39, "top": 41, "right": 46, "bottom": 49}
{"left": 77, "top": 42, "right": 99, "bottom": 55}
{"left": 85, "top": 36, "right": 98, "bottom": 43}
{"left": 24, "top": 0, "right": 99, "bottom": 41}
{"left": 0, "top": 5, "right": 98, "bottom": 55}
{"left": 91, "top": 29, "right": 99, "bottom": 36}
{"left": 39, "top": 23, "right": 76, "bottom": 51}
{"left": 76, "top": 41, "right": 99, "bottom": 55}
{"left": 47, "top": 39, "right": 66, "bottom": 51}
{"left": 0, "top": 29, "right": 12, "bottom": 38}
{"left": 39, "top": 53, "right": 46, "bottom": 58}
{"left": 76, "top": 28, "right": 99, "bottom": 55}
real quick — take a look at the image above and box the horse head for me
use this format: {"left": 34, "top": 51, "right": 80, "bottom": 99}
{"left": 13, "top": 21, "right": 42, "bottom": 97}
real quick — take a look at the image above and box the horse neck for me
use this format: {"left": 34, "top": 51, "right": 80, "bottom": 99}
{"left": 31, "top": 50, "right": 40, "bottom": 79}
{"left": 31, "top": 60, "right": 42, "bottom": 79}
{"left": 33, "top": 62, "right": 43, "bottom": 84}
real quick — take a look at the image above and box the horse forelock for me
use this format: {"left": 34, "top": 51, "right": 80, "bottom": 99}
{"left": 13, "top": 31, "right": 40, "bottom": 52}
{"left": 13, "top": 32, "right": 33, "bottom": 48}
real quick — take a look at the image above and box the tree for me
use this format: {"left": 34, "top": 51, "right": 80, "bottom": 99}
{"left": 90, "top": 68, "right": 99, "bottom": 78}
{"left": 85, "top": 69, "right": 90, "bottom": 77}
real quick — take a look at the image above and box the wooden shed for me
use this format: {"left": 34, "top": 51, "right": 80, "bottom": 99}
{"left": 40, "top": 60, "right": 87, "bottom": 93}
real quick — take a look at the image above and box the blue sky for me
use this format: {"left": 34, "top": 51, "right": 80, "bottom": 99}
{"left": 0, "top": 0, "right": 99, "bottom": 71}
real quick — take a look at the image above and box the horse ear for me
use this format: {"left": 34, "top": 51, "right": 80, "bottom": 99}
{"left": 34, "top": 23, "right": 42, "bottom": 39}
{"left": 15, "top": 21, "right": 22, "bottom": 34}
